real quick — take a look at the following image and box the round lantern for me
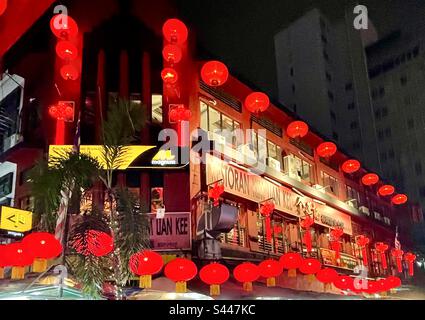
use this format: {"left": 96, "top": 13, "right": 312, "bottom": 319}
{"left": 378, "top": 185, "right": 395, "bottom": 197}
{"left": 361, "top": 173, "right": 379, "bottom": 186}
{"left": 259, "top": 259, "right": 283, "bottom": 287}
{"left": 404, "top": 252, "right": 416, "bottom": 276}
{"left": 299, "top": 258, "right": 321, "bottom": 283}
{"left": 245, "top": 92, "right": 270, "bottom": 114}
{"left": 199, "top": 263, "right": 229, "bottom": 296}
{"left": 162, "top": 18, "right": 188, "bottom": 45}
{"left": 161, "top": 68, "right": 178, "bottom": 85}
{"left": 287, "top": 121, "right": 309, "bottom": 139}
{"left": 377, "top": 278, "right": 391, "bottom": 295}
{"left": 392, "top": 249, "right": 404, "bottom": 273}
{"left": 341, "top": 159, "right": 361, "bottom": 174}
{"left": 72, "top": 230, "right": 113, "bottom": 257}
{"left": 316, "top": 142, "right": 337, "bottom": 158}
{"left": 129, "top": 250, "right": 164, "bottom": 289}
{"left": 164, "top": 258, "right": 197, "bottom": 293}
{"left": 260, "top": 202, "right": 275, "bottom": 243}
{"left": 300, "top": 216, "right": 314, "bottom": 253}
{"left": 50, "top": 14, "right": 79, "bottom": 40}
{"left": 392, "top": 194, "right": 408, "bottom": 205}
{"left": 333, "top": 275, "right": 354, "bottom": 292}
{"left": 330, "top": 227, "right": 344, "bottom": 260}
{"left": 0, "top": 245, "right": 10, "bottom": 279}
{"left": 201, "top": 61, "right": 229, "bottom": 87}
{"left": 56, "top": 41, "right": 79, "bottom": 60}
{"left": 60, "top": 64, "right": 80, "bottom": 80}
{"left": 162, "top": 44, "right": 182, "bottom": 64}
{"left": 22, "top": 232, "right": 62, "bottom": 273}
{"left": 280, "top": 252, "right": 303, "bottom": 278}
{"left": 386, "top": 276, "right": 402, "bottom": 292}
{"left": 375, "top": 242, "right": 389, "bottom": 270}
{"left": 316, "top": 268, "right": 338, "bottom": 292}
{"left": 7, "top": 242, "right": 34, "bottom": 280}
{"left": 233, "top": 262, "right": 260, "bottom": 292}
{"left": 0, "top": 0, "right": 7, "bottom": 16}
{"left": 356, "top": 235, "right": 370, "bottom": 266}
{"left": 365, "top": 280, "right": 379, "bottom": 295}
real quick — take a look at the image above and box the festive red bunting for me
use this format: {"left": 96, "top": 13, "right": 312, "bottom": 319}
{"left": 378, "top": 185, "right": 395, "bottom": 197}
{"left": 0, "top": 0, "right": 7, "bottom": 16}
{"left": 362, "top": 173, "right": 379, "bottom": 186}
{"left": 392, "top": 194, "right": 408, "bottom": 205}
{"left": 60, "top": 64, "right": 80, "bottom": 80}
{"left": 316, "top": 142, "right": 337, "bottom": 158}
{"left": 50, "top": 14, "right": 79, "bottom": 40}
{"left": 162, "top": 44, "right": 182, "bottom": 64}
{"left": 341, "top": 159, "right": 361, "bottom": 174}
{"left": 260, "top": 202, "right": 275, "bottom": 243}
{"left": 316, "top": 268, "right": 338, "bottom": 284}
{"left": 161, "top": 68, "right": 178, "bottom": 84}
{"left": 333, "top": 275, "right": 354, "bottom": 291}
{"left": 56, "top": 41, "right": 79, "bottom": 60}
{"left": 356, "top": 235, "right": 370, "bottom": 266}
{"left": 208, "top": 182, "right": 224, "bottom": 207}
{"left": 330, "top": 228, "right": 344, "bottom": 260}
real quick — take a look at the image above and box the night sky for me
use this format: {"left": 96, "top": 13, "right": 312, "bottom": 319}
{"left": 175, "top": 0, "right": 425, "bottom": 100}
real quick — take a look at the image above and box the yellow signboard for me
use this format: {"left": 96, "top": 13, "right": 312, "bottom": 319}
{"left": 0, "top": 206, "right": 33, "bottom": 232}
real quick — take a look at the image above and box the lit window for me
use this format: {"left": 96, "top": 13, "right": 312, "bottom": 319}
{"left": 152, "top": 94, "right": 163, "bottom": 124}
{"left": 320, "top": 171, "right": 338, "bottom": 196}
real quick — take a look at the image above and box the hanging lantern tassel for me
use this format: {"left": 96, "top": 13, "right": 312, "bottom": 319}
{"left": 11, "top": 267, "right": 26, "bottom": 280}
{"left": 288, "top": 269, "right": 297, "bottom": 278}
{"left": 303, "top": 230, "right": 312, "bottom": 253}
{"left": 392, "top": 249, "right": 404, "bottom": 273}
{"left": 380, "top": 252, "right": 387, "bottom": 270}
{"left": 405, "top": 253, "right": 416, "bottom": 277}
{"left": 210, "top": 284, "right": 221, "bottom": 296}
{"left": 330, "top": 228, "right": 344, "bottom": 260}
{"left": 265, "top": 216, "right": 272, "bottom": 243}
{"left": 0, "top": 267, "right": 4, "bottom": 279}
{"left": 176, "top": 281, "right": 187, "bottom": 293}
{"left": 243, "top": 282, "right": 253, "bottom": 292}
{"left": 33, "top": 258, "right": 48, "bottom": 273}
{"left": 139, "top": 275, "right": 152, "bottom": 289}
{"left": 361, "top": 247, "right": 368, "bottom": 267}
{"left": 331, "top": 241, "right": 341, "bottom": 259}
{"left": 266, "top": 277, "right": 276, "bottom": 287}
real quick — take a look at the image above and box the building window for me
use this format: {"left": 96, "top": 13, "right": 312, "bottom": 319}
{"left": 283, "top": 154, "right": 313, "bottom": 183}
{"left": 290, "top": 67, "right": 294, "bottom": 76}
{"left": 375, "top": 109, "right": 382, "bottom": 120}
{"left": 325, "top": 72, "right": 332, "bottom": 82}
{"left": 321, "top": 34, "right": 328, "bottom": 44}
{"left": 379, "top": 87, "right": 385, "bottom": 98}
{"left": 320, "top": 171, "right": 338, "bottom": 196}
{"left": 252, "top": 131, "right": 282, "bottom": 170}
{"left": 323, "top": 51, "right": 329, "bottom": 62}
{"left": 151, "top": 94, "right": 163, "bottom": 124}
{"left": 377, "top": 129, "right": 384, "bottom": 140}
{"left": 0, "top": 173, "right": 13, "bottom": 198}
{"left": 346, "top": 185, "right": 360, "bottom": 208}
{"left": 382, "top": 107, "right": 388, "bottom": 117}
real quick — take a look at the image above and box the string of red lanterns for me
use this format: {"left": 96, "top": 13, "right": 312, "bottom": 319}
{"left": 361, "top": 173, "right": 380, "bottom": 186}
{"left": 378, "top": 184, "right": 395, "bottom": 197}
{"left": 245, "top": 92, "right": 270, "bottom": 115}
{"left": 316, "top": 142, "right": 337, "bottom": 158}
{"left": 341, "top": 159, "right": 361, "bottom": 174}
{"left": 129, "top": 250, "right": 164, "bottom": 289}
{"left": 286, "top": 121, "right": 309, "bottom": 139}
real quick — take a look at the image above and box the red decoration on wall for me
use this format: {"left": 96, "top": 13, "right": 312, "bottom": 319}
{"left": 164, "top": 258, "right": 198, "bottom": 293}
{"left": 6, "top": 242, "right": 34, "bottom": 280}
{"left": 365, "top": 280, "right": 379, "bottom": 295}
{"left": 279, "top": 252, "right": 303, "bottom": 278}
{"left": 392, "top": 249, "right": 404, "bottom": 273}
{"left": 341, "top": 159, "right": 361, "bottom": 174}
{"left": 378, "top": 185, "right": 395, "bottom": 197}
{"left": 404, "top": 252, "right": 416, "bottom": 276}
{"left": 201, "top": 61, "right": 229, "bottom": 87}
{"left": 392, "top": 194, "right": 408, "bottom": 205}
{"left": 316, "top": 268, "right": 338, "bottom": 284}
{"left": 22, "top": 232, "right": 62, "bottom": 273}
{"left": 72, "top": 230, "right": 114, "bottom": 257}
{"left": 161, "top": 68, "right": 178, "bottom": 84}
{"left": 245, "top": 92, "right": 270, "bottom": 114}
{"left": 386, "top": 276, "right": 402, "bottom": 289}
{"left": 129, "top": 250, "right": 164, "bottom": 289}
{"left": 316, "top": 142, "right": 337, "bottom": 158}
{"left": 56, "top": 41, "right": 79, "bottom": 60}
{"left": 162, "top": 44, "right": 182, "bottom": 64}
{"left": 233, "top": 262, "right": 260, "bottom": 292}
{"left": 162, "top": 18, "right": 188, "bottom": 45}
{"left": 49, "top": 101, "right": 75, "bottom": 122}
{"left": 330, "top": 227, "right": 344, "bottom": 259}
{"left": 356, "top": 235, "right": 370, "bottom": 266}
{"left": 260, "top": 202, "right": 275, "bottom": 243}
{"left": 0, "top": 0, "right": 7, "bottom": 16}
{"left": 300, "top": 258, "right": 321, "bottom": 283}
{"left": 169, "top": 104, "right": 192, "bottom": 123}
{"left": 300, "top": 216, "right": 314, "bottom": 253}
{"left": 375, "top": 242, "right": 389, "bottom": 270}
{"left": 199, "top": 263, "right": 230, "bottom": 296}
{"left": 60, "top": 64, "right": 80, "bottom": 80}
{"left": 361, "top": 173, "right": 379, "bottom": 186}
{"left": 333, "top": 275, "right": 354, "bottom": 292}
{"left": 208, "top": 182, "right": 225, "bottom": 207}
{"left": 259, "top": 259, "right": 283, "bottom": 287}
{"left": 286, "top": 121, "right": 309, "bottom": 139}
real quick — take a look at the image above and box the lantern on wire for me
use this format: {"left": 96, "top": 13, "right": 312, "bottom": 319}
{"left": 300, "top": 215, "right": 314, "bottom": 253}
{"left": 279, "top": 252, "right": 303, "bottom": 278}
{"left": 361, "top": 173, "right": 379, "bottom": 186}
{"left": 199, "top": 263, "right": 229, "bottom": 296}
{"left": 60, "top": 64, "right": 80, "bottom": 80}
{"left": 392, "top": 194, "right": 408, "bottom": 205}
{"left": 330, "top": 227, "right": 344, "bottom": 260}
{"left": 378, "top": 185, "right": 395, "bottom": 197}
{"left": 286, "top": 121, "right": 309, "bottom": 139}
{"left": 392, "top": 249, "right": 404, "bottom": 273}
{"left": 162, "top": 18, "right": 188, "bottom": 45}
{"left": 356, "top": 235, "right": 370, "bottom": 266}
{"left": 208, "top": 182, "right": 224, "bottom": 207}
{"left": 22, "top": 232, "right": 62, "bottom": 273}
{"left": 162, "top": 44, "right": 182, "bottom": 64}
{"left": 404, "top": 252, "right": 416, "bottom": 276}
{"left": 50, "top": 14, "right": 79, "bottom": 40}
{"left": 164, "top": 258, "right": 197, "bottom": 293}
{"left": 245, "top": 92, "right": 270, "bottom": 115}
{"left": 201, "top": 61, "right": 229, "bottom": 87}
{"left": 316, "top": 268, "right": 338, "bottom": 292}
{"left": 0, "top": 245, "right": 10, "bottom": 279}
{"left": 71, "top": 230, "right": 114, "bottom": 257}
{"left": 333, "top": 275, "right": 354, "bottom": 292}
{"left": 375, "top": 242, "right": 389, "bottom": 270}
{"left": 299, "top": 258, "right": 321, "bottom": 283}
{"left": 56, "top": 41, "right": 79, "bottom": 60}
{"left": 341, "top": 159, "right": 361, "bottom": 174}
{"left": 7, "top": 243, "right": 34, "bottom": 280}
{"left": 233, "top": 262, "right": 260, "bottom": 292}
{"left": 260, "top": 202, "right": 275, "bottom": 243}
{"left": 0, "top": 0, "right": 7, "bottom": 16}
{"left": 259, "top": 259, "right": 283, "bottom": 287}
{"left": 161, "top": 67, "right": 178, "bottom": 85}
{"left": 316, "top": 142, "right": 337, "bottom": 158}
{"left": 129, "top": 250, "right": 164, "bottom": 289}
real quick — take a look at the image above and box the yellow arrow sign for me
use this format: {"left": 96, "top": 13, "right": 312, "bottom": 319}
{"left": 0, "top": 206, "right": 33, "bottom": 232}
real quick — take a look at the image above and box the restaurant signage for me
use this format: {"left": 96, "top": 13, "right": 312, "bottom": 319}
{"left": 149, "top": 212, "right": 191, "bottom": 251}
{"left": 320, "top": 248, "right": 358, "bottom": 270}
{"left": 206, "top": 154, "right": 353, "bottom": 235}
{"left": 0, "top": 206, "right": 33, "bottom": 232}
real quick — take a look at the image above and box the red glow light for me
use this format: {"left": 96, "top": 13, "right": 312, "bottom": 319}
{"left": 22, "top": 233, "right": 62, "bottom": 259}
{"left": 201, "top": 61, "right": 229, "bottom": 87}
{"left": 341, "top": 159, "right": 361, "bottom": 174}
{"left": 0, "top": 0, "right": 7, "bottom": 16}
{"left": 316, "top": 142, "right": 337, "bottom": 158}
{"left": 162, "top": 18, "right": 188, "bottom": 45}
{"left": 245, "top": 92, "right": 270, "bottom": 114}
{"left": 392, "top": 194, "right": 408, "bottom": 205}
{"left": 378, "top": 185, "right": 395, "bottom": 197}
{"left": 50, "top": 14, "right": 79, "bottom": 40}
{"left": 60, "top": 64, "right": 80, "bottom": 81}
{"left": 129, "top": 250, "right": 163, "bottom": 276}
{"left": 164, "top": 258, "right": 197, "bottom": 283}
{"left": 161, "top": 68, "right": 178, "bottom": 84}
{"left": 361, "top": 173, "right": 379, "bottom": 186}
{"left": 162, "top": 44, "right": 182, "bottom": 64}
{"left": 199, "top": 263, "right": 230, "bottom": 285}
{"left": 286, "top": 121, "right": 309, "bottom": 139}
{"left": 56, "top": 41, "right": 79, "bottom": 60}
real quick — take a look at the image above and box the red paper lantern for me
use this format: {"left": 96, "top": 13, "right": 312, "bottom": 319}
{"left": 330, "top": 227, "right": 344, "bottom": 260}
{"left": 201, "top": 61, "right": 229, "bottom": 87}
{"left": 50, "top": 14, "right": 79, "bottom": 39}
{"left": 341, "top": 159, "right": 361, "bottom": 174}
{"left": 356, "top": 235, "right": 370, "bottom": 266}
{"left": 365, "top": 280, "right": 379, "bottom": 295}
{"left": 0, "top": 0, "right": 7, "bottom": 16}
{"left": 392, "top": 249, "right": 404, "bottom": 273}
{"left": 129, "top": 250, "right": 164, "bottom": 289}
{"left": 233, "top": 262, "right": 260, "bottom": 292}
{"left": 300, "top": 216, "right": 314, "bottom": 253}
{"left": 56, "top": 41, "right": 79, "bottom": 60}
{"left": 316, "top": 142, "right": 337, "bottom": 158}
{"left": 386, "top": 276, "right": 402, "bottom": 289}
{"left": 161, "top": 68, "right": 178, "bottom": 84}
{"left": 49, "top": 101, "right": 75, "bottom": 122}
{"left": 316, "top": 268, "right": 338, "bottom": 284}
{"left": 392, "top": 194, "right": 408, "bottom": 205}
{"left": 164, "top": 258, "right": 197, "bottom": 293}
{"left": 22, "top": 232, "right": 62, "bottom": 273}
{"left": 60, "top": 64, "right": 80, "bottom": 80}
{"left": 280, "top": 253, "right": 303, "bottom": 278}
{"left": 162, "top": 18, "right": 188, "bottom": 45}
{"left": 260, "top": 202, "right": 275, "bottom": 243}
{"left": 199, "top": 263, "right": 229, "bottom": 296}
{"left": 404, "top": 252, "right": 416, "bottom": 276}
{"left": 378, "top": 185, "right": 395, "bottom": 197}
{"left": 286, "top": 121, "right": 309, "bottom": 139}
{"left": 377, "top": 278, "right": 391, "bottom": 293}
{"left": 162, "top": 44, "right": 182, "bottom": 64}
{"left": 169, "top": 105, "right": 191, "bottom": 123}
{"left": 208, "top": 182, "right": 225, "bottom": 207}
{"left": 333, "top": 275, "right": 354, "bottom": 292}
{"left": 72, "top": 230, "right": 113, "bottom": 257}
{"left": 7, "top": 242, "right": 34, "bottom": 280}
{"left": 299, "top": 258, "right": 321, "bottom": 283}
{"left": 362, "top": 173, "right": 379, "bottom": 186}
{"left": 245, "top": 92, "right": 270, "bottom": 114}
{"left": 259, "top": 259, "right": 283, "bottom": 287}
{"left": 375, "top": 242, "right": 389, "bottom": 270}
{"left": 0, "top": 245, "right": 10, "bottom": 279}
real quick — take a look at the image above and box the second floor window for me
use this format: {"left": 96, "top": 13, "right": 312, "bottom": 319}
{"left": 346, "top": 185, "right": 360, "bottom": 208}
{"left": 251, "top": 131, "right": 282, "bottom": 170}
{"left": 321, "top": 171, "right": 338, "bottom": 196}
{"left": 283, "top": 154, "right": 313, "bottom": 183}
